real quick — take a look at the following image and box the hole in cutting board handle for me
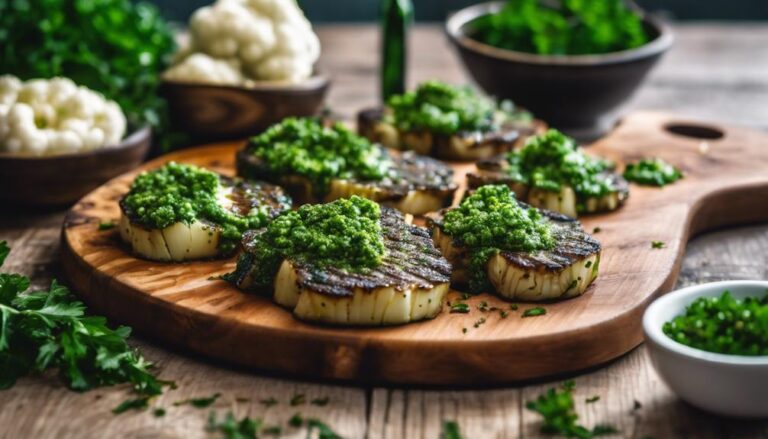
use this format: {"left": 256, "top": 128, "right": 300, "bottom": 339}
{"left": 664, "top": 123, "right": 724, "bottom": 140}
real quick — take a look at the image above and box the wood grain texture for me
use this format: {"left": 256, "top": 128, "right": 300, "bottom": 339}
{"left": 59, "top": 111, "right": 768, "bottom": 386}
{"left": 2, "top": 24, "right": 768, "bottom": 438}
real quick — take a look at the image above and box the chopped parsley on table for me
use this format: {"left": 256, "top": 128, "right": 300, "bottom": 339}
{"left": 470, "top": 0, "right": 650, "bottom": 56}
{"left": 0, "top": 241, "right": 169, "bottom": 404}
{"left": 442, "top": 185, "right": 555, "bottom": 292}
{"left": 523, "top": 306, "right": 547, "bottom": 318}
{"left": 663, "top": 290, "right": 768, "bottom": 356}
{"left": 506, "top": 129, "right": 618, "bottom": 207}
{"left": 245, "top": 118, "right": 390, "bottom": 197}
{"left": 623, "top": 158, "right": 683, "bottom": 186}
{"left": 122, "top": 162, "right": 279, "bottom": 255}
{"left": 227, "top": 196, "right": 386, "bottom": 289}
{"left": 387, "top": 80, "right": 529, "bottom": 135}
{"left": 527, "top": 380, "right": 618, "bottom": 439}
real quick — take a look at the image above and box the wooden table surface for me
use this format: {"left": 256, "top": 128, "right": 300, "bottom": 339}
{"left": 1, "top": 24, "right": 768, "bottom": 439}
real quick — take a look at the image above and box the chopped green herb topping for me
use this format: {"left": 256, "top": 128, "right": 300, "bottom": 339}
{"left": 174, "top": 393, "right": 221, "bottom": 408}
{"left": 207, "top": 411, "right": 261, "bottom": 439}
{"left": 593, "top": 227, "right": 602, "bottom": 234}
{"left": 387, "top": 80, "right": 530, "bottom": 135}
{"left": 228, "top": 196, "right": 385, "bottom": 288}
{"left": 585, "top": 395, "right": 600, "bottom": 404}
{"left": 651, "top": 241, "right": 665, "bottom": 249}
{"left": 246, "top": 118, "right": 390, "bottom": 196}
{"left": 527, "top": 380, "right": 619, "bottom": 439}
{"left": 505, "top": 130, "right": 618, "bottom": 203}
{"left": 443, "top": 185, "right": 555, "bottom": 292}
{"left": 153, "top": 408, "right": 166, "bottom": 417}
{"left": 0, "top": 241, "right": 169, "bottom": 399}
{"left": 450, "top": 303, "right": 470, "bottom": 314}
{"left": 473, "top": 317, "right": 487, "bottom": 328}
{"left": 623, "top": 158, "right": 683, "bottom": 186}
{"left": 441, "top": 420, "right": 464, "bottom": 439}
{"left": 122, "top": 162, "right": 284, "bottom": 255}
{"left": 306, "top": 419, "right": 343, "bottom": 439}
{"left": 663, "top": 290, "right": 768, "bottom": 355}
{"left": 523, "top": 307, "right": 547, "bottom": 318}
{"left": 471, "top": 0, "right": 649, "bottom": 55}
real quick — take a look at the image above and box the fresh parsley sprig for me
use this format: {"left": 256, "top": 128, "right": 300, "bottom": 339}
{"left": 0, "top": 241, "right": 167, "bottom": 400}
{"left": 526, "top": 380, "right": 618, "bottom": 439}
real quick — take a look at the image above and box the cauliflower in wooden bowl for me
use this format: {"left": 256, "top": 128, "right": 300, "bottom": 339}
{"left": 0, "top": 75, "right": 150, "bottom": 207}
{"left": 160, "top": 0, "right": 329, "bottom": 142}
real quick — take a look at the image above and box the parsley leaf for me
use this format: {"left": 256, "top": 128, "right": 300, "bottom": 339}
{"left": 307, "top": 419, "right": 343, "bottom": 439}
{"left": 523, "top": 307, "right": 547, "bottom": 317}
{"left": 207, "top": 411, "right": 261, "bottom": 439}
{"left": 441, "top": 420, "right": 464, "bottom": 439}
{"left": 0, "top": 241, "right": 168, "bottom": 400}
{"left": 526, "top": 381, "right": 619, "bottom": 439}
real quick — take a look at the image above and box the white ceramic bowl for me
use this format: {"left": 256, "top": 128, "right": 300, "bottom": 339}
{"left": 643, "top": 280, "right": 768, "bottom": 418}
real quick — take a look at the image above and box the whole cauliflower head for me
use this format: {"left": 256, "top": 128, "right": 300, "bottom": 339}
{"left": 167, "top": 0, "right": 320, "bottom": 85}
{"left": 0, "top": 75, "right": 127, "bottom": 156}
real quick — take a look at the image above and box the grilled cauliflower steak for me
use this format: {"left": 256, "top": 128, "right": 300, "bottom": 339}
{"left": 357, "top": 80, "right": 544, "bottom": 161}
{"left": 467, "top": 129, "right": 628, "bottom": 217}
{"left": 237, "top": 117, "right": 457, "bottom": 215}
{"left": 120, "top": 162, "right": 291, "bottom": 262}
{"left": 227, "top": 197, "right": 452, "bottom": 326}
{"left": 428, "top": 185, "right": 600, "bottom": 301}
{"left": 358, "top": 107, "right": 545, "bottom": 161}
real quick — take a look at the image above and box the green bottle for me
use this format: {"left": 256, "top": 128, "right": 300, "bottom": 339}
{"left": 380, "top": 0, "right": 413, "bottom": 102}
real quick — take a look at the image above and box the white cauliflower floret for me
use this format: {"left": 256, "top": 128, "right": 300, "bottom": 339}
{"left": 163, "top": 53, "right": 244, "bottom": 86}
{"left": 0, "top": 75, "right": 127, "bottom": 156}
{"left": 165, "top": 0, "right": 320, "bottom": 85}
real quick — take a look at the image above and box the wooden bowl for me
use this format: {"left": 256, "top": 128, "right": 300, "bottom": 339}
{"left": 0, "top": 127, "right": 151, "bottom": 208}
{"left": 446, "top": 1, "right": 674, "bottom": 140}
{"left": 160, "top": 75, "right": 331, "bottom": 143}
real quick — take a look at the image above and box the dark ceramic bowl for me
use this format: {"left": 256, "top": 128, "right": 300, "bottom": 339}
{"left": 160, "top": 74, "right": 330, "bottom": 143}
{"left": 0, "top": 127, "right": 151, "bottom": 208}
{"left": 446, "top": 1, "right": 674, "bottom": 140}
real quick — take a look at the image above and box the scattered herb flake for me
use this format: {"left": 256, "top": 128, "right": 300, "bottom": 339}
{"left": 473, "top": 317, "right": 487, "bottom": 328}
{"left": 523, "top": 307, "right": 547, "bottom": 318}
{"left": 633, "top": 400, "right": 643, "bottom": 411}
{"left": 260, "top": 397, "right": 278, "bottom": 407}
{"left": 462, "top": 327, "right": 467, "bottom": 334}
{"left": 112, "top": 396, "right": 151, "bottom": 414}
{"left": 450, "top": 303, "right": 470, "bottom": 314}
{"left": 311, "top": 397, "right": 330, "bottom": 406}
{"left": 307, "top": 418, "right": 343, "bottom": 439}
{"left": 500, "top": 310, "right": 509, "bottom": 319}
{"left": 207, "top": 411, "right": 261, "bottom": 439}
{"left": 510, "top": 304, "right": 519, "bottom": 311}
{"left": 585, "top": 395, "right": 600, "bottom": 404}
{"left": 651, "top": 241, "right": 665, "bottom": 249}
{"left": 153, "top": 408, "right": 166, "bottom": 417}
{"left": 289, "top": 412, "right": 304, "bottom": 427}
{"left": 441, "top": 420, "right": 464, "bottom": 439}
{"left": 174, "top": 393, "right": 221, "bottom": 408}
{"left": 290, "top": 393, "right": 306, "bottom": 406}
{"left": 593, "top": 227, "right": 602, "bottom": 234}
{"left": 478, "top": 301, "right": 490, "bottom": 312}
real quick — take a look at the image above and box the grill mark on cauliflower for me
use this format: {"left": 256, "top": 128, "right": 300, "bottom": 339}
{"left": 0, "top": 75, "right": 126, "bottom": 156}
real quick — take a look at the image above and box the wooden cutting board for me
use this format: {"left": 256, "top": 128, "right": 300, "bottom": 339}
{"left": 60, "top": 112, "right": 768, "bottom": 386}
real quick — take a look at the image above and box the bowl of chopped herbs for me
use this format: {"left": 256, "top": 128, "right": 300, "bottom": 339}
{"left": 446, "top": 0, "right": 673, "bottom": 140}
{"left": 643, "top": 281, "right": 768, "bottom": 418}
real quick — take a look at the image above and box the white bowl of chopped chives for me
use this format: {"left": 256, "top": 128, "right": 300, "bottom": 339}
{"left": 643, "top": 280, "right": 768, "bottom": 418}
